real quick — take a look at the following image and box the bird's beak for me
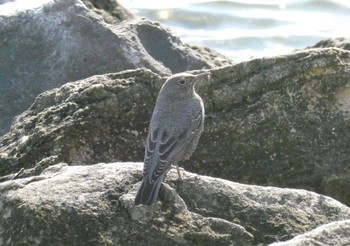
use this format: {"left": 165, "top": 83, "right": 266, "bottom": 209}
{"left": 194, "top": 71, "right": 211, "bottom": 84}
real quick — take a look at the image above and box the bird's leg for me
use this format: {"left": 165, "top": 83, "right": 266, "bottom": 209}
{"left": 176, "top": 164, "right": 183, "bottom": 181}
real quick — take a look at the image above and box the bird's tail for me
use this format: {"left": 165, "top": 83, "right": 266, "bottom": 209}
{"left": 134, "top": 176, "right": 163, "bottom": 206}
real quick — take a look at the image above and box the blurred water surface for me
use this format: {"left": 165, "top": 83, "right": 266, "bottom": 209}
{"left": 119, "top": 0, "right": 350, "bottom": 61}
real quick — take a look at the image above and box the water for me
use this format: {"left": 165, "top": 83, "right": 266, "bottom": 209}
{"left": 118, "top": 0, "right": 350, "bottom": 61}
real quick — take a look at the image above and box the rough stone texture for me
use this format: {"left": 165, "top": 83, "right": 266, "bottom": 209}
{"left": 0, "top": 0, "right": 233, "bottom": 136}
{"left": 81, "top": 0, "right": 135, "bottom": 24}
{"left": 1, "top": 48, "right": 349, "bottom": 206}
{"left": 306, "top": 37, "right": 350, "bottom": 51}
{"left": 185, "top": 44, "right": 236, "bottom": 68}
{"left": 0, "top": 69, "right": 163, "bottom": 177}
{"left": 270, "top": 220, "right": 350, "bottom": 246}
{"left": 196, "top": 48, "right": 350, "bottom": 206}
{"left": 1, "top": 162, "right": 350, "bottom": 245}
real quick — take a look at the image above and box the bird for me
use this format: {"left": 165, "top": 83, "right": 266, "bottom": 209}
{"left": 134, "top": 72, "right": 209, "bottom": 206}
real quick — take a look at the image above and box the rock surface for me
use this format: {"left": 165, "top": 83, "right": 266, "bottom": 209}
{"left": 270, "top": 220, "right": 350, "bottom": 246}
{"left": 0, "top": 68, "right": 162, "bottom": 178}
{"left": 196, "top": 47, "right": 350, "bottom": 207}
{"left": 0, "top": 0, "right": 232, "bottom": 136}
{"left": 81, "top": 0, "right": 135, "bottom": 24}
{"left": 1, "top": 162, "right": 350, "bottom": 245}
{"left": 307, "top": 37, "right": 350, "bottom": 51}
{"left": 1, "top": 48, "right": 350, "bottom": 206}
{"left": 194, "top": 47, "right": 350, "bottom": 207}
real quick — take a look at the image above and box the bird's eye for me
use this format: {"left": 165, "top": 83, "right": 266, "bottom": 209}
{"left": 178, "top": 79, "right": 186, "bottom": 85}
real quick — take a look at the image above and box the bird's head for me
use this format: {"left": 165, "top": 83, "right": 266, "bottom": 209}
{"left": 158, "top": 72, "right": 210, "bottom": 100}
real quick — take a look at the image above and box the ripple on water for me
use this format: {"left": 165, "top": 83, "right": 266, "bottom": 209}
{"left": 119, "top": 0, "right": 350, "bottom": 61}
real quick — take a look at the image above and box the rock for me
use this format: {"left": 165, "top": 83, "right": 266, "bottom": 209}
{"left": 0, "top": 0, "right": 233, "bottom": 136}
{"left": 81, "top": 0, "right": 135, "bottom": 24}
{"left": 269, "top": 220, "right": 350, "bottom": 246}
{"left": 0, "top": 68, "right": 163, "bottom": 177}
{"left": 2, "top": 47, "right": 350, "bottom": 206}
{"left": 1, "top": 162, "right": 350, "bottom": 245}
{"left": 195, "top": 47, "right": 350, "bottom": 206}
{"left": 185, "top": 44, "right": 236, "bottom": 68}
{"left": 307, "top": 37, "right": 350, "bottom": 51}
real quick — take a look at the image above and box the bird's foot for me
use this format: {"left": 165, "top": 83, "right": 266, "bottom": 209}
{"left": 176, "top": 164, "right": 183, "bottom": 181}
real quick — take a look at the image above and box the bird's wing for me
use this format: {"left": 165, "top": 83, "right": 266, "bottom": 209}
{"left": 143, "top": 109, "right": 203, "bottom": 183}
{"left": 143, "top": 126, "right": 159, "bottom": 176}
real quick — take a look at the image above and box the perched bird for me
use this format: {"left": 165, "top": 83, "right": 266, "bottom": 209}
{"left": 134, "top": 72, "right": 209, "bottom": 206}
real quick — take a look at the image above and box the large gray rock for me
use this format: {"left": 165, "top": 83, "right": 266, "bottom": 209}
{"left": 1, "top": 48, "right": 349, "bottom": 207}
{"left": 306, "top": 37, "right": 350, "bottom": 51}
{"left": 195, "top": 47, "right": 350, "bottom": 206}
{"left": 0, "top": 68, "right": 162, "bottom": 177}
{"left": 270, "top": 220, "right": 350, "bottom": 246}
{"left": 81, "top": 0, "right": 135, "bottom": 24}
{"left": 1, "top": 162, "right": 350, "bottom": 245}
{"left": 0, "top": 0, "right": 232, "bottom": 136}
